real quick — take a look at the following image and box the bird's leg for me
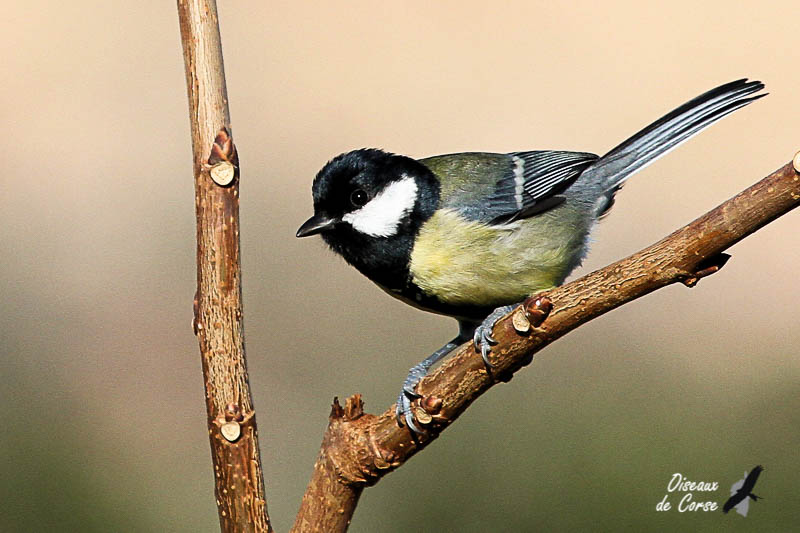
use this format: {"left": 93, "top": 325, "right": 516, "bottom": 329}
{"left": 472, "top": 304, "right": 517, "bottom": 366}
{"left": 396, "top": 340, "right": 459, "bottom": 434}
{"left": 396, "top": 307, "right": 516, "bottom": 434}
{"left": 396, "top": 321, "right": 475, "bottom": 434}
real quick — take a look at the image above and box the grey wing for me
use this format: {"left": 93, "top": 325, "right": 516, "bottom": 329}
{"left": 487, "top": 151, "right": 599, "bottom": 224}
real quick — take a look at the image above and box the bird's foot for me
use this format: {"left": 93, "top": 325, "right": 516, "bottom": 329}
{"left": 394, "top": 306, "right": 517, "bottom": 435}
{"left": 473, "top": 304, "right": 516, "bottom": 367}
{"left": 395, "top": 340, "right": 460, "bottom": 434}
{"left": 396, "top": 362, "right": 427, "bottom": 434}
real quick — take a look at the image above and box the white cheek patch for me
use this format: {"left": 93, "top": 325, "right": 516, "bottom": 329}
{"left": 342, "top": 176, "right": 418, "bottom": 237}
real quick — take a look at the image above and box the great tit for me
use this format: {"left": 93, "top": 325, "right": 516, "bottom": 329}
{"left": 297, "top": 79, "right": 765, "bottom": 433}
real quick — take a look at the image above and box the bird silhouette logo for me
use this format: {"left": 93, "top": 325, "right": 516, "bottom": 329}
{"left": 723, "top": 465, "right": 764, "bottom": 516}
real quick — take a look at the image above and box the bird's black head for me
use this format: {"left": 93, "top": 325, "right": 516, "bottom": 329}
{"left": 297, "top": 148, "right": 440, "bottom": 290}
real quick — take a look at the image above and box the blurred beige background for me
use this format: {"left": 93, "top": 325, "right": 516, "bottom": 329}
{"left": 2, "top": 1, "right": 798, "bottom": 531}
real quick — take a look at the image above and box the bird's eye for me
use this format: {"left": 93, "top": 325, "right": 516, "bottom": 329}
{"left": 350, "top": 189, "right": 369, "bottom": 207}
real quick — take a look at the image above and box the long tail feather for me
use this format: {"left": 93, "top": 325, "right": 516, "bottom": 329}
{"left": 584, "top": 79, "right": 765, "bottom": 190}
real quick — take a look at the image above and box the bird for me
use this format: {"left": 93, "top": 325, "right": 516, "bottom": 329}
{"left": 296, "top": 79, "right": 765, "bottom": 434}
{"left": 723, "top": 465, "right": 764, "bottom": 514}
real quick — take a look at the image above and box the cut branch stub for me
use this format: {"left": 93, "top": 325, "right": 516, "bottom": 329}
{"left": 525, "top": 295, "right": 553, "bottom": 327}
{"left": 681, "top": 252, "right": 732, "bottom": 287}
{"left": 208, "top": 127, "right": 238, "bottom": 186}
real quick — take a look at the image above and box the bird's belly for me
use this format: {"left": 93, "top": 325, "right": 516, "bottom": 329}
{"left": 408, "top": 209, "right": 588, "bottom": 308}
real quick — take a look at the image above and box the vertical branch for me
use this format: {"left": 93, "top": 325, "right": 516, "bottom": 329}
{"left": 177, "top": 1, "right": 272, "bottom": 531}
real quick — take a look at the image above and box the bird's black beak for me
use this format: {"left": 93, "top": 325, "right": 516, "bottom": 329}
{"left": 296, "top": 214, "right": 337, "bottom": 238}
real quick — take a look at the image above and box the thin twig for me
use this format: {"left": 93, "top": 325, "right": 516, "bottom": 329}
{"left": 177, "top": 1, "right": 272, "bottom": 531}
{"left": 292, "top": 159, "right": 800, "bottom": 532}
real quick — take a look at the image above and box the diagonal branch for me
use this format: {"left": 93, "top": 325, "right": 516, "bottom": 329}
{"left": 292, "top": 158, "right": 800, "bottom": 532}
{"left": 178, "top": 1, "right": 272, "bottom": 531}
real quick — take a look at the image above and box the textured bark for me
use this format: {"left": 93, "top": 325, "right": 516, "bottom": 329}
{"left": 177, "top": 1, "right": 272, "bottom": 531}
{"left": 293, "top": 160, "right": 800, "bottom": 531}
{"left": 292, "top": 397, "right": 365, "bottom": 533}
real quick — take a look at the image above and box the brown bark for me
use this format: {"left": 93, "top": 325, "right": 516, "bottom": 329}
{"left": 292, "top": 160, "right": 800, "bottom": 532}
{"left": 292, "top": 398, "right": 366, "bottom": 532}
{"left": 177, "top": 1, "right": 272, "bottom": 531}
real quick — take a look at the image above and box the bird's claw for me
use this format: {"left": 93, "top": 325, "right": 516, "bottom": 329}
{"left": 396, "top": 389, "right": 424, "bottom": 434}
{"left": 473, "top": 325, "right": 498, "bottom": 368}
{"left": 395, "top": 340, "right": 462, "bottom": 435}
{"left": 472, "top": 304, "right": 515, "bottom": 368}
{"left": 397, "top": 383, "right": 422, "bottom": 432}
{"left": 396, "top": 362, "right": 429, "bottom": 434}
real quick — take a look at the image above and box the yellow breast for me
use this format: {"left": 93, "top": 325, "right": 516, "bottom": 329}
{"left": 409, "top": 209, "right": 586, "bottom": 308}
